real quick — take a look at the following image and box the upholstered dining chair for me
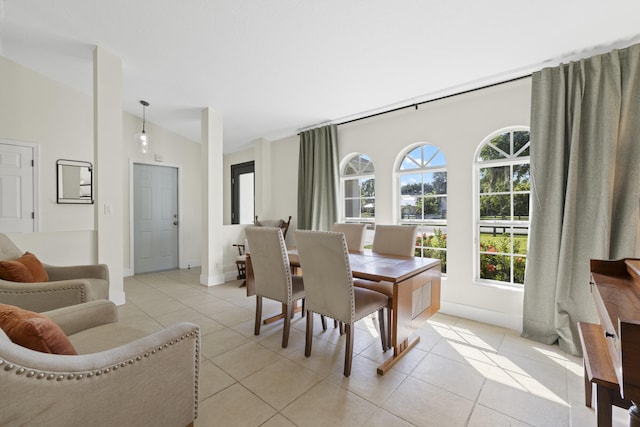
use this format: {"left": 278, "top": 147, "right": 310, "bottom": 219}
{"left": 332, "top": 223, "right": 367, "bottom": 253}
{"left": 356, "top": 224, "right": 418, "bottom": 349}
{"left": 294, "top": 230, "right": 388, "bottom": 377}
{"left": 245, "top": 226, "right": 304, "bottom": 348}
{"left": 371, "top": 224, "right": 418, "bottom": 257}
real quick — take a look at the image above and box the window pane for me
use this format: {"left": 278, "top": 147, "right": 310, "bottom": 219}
{"left": 478, "top": 144, "right": 502, "bottom": 161}
{"left": 360, "top": 178, "right": 375, "bottom": 197}
{"left": 400, "top": 174, "right": 423, "bottom": 195}
{"left": 492, "top": 133, "right": 511, "bottom": 155}
{"left": 362, "top": 197, "right": 375, "bottom": 217}
{"left": 480, "top": 253, "right": 511, "bottom": 282}
{"left": 514, "top": 256, "right": 526, "bottom": 284}
{"left": 479, "top": 194, "right": 509, "bottom": 219}
{"left": 400, "top": 198, "right": 419, "bottom": 220}
{"left": 344, "top": 198, "right": 361, "bottom": 218}
{"left": 513, "top": 164, "right": 530, "bottom": 190}
{"left": 400, "top": 147, "right": 422, "bottom": 170}
{"left": 513, "top": 193, "right": 530, "bottom": 219}
{"left": 513, "top": 226, "right": 528, "bottom": 255}
{"left": 344, "top": 178, "right": 360, "bottom": 197}
{"left": 514, "top": 131, "right": 530, "bottom": 155}
{"left": 422, "top": 196, "right": 447, "bottom": 219}
{"left": 425, "top": 248, "right": 447, "bottom": 273}
{"left": 424, "top": 172, "right": 447, "bottom": 195}
{"left": 343, "top": 163, "right": 357, "bottom": 175}
{"left": 479, "top": 166, "right": 510, "bottom": 193}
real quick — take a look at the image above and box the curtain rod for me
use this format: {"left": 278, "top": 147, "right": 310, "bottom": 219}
{"left": 336, "top": 74, "right": 532, "bottom": 127}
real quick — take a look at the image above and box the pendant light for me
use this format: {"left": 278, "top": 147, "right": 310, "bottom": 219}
{"left": 135, "top": 100, "right": 151, "bottom": 154}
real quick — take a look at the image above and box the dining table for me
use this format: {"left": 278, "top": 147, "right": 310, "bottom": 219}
{"left": 245, "top": 249, "right": 441, "bottom": 375}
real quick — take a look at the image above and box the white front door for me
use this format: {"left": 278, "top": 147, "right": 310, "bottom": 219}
{"left": 133, "top": 164, "right": 178, "bottom": 274}
{"left": 0, "top": 142, "right": 34, "bottom": 233}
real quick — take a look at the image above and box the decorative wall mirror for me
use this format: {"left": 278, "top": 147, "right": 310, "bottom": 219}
{"left": 56, "top": 159, "right": 94, "bottom": 204}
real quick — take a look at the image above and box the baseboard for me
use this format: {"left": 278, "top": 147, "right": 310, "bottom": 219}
{"left": 439, "top": 300, "right": 522, "bottom": 333}
{"left": 123, "top": 267, "right": 134, "bottom": 277}
{"left": 199, "top": 273, "right": 226, "bottom": 287}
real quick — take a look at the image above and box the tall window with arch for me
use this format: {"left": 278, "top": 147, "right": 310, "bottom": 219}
{"left": 475, "top": 127, "right": 530, "bottom": 286}
{"left": 398, "top": 144, "right": 447, "bottom": 273}
{"left": 341, "top": 153, "right": 375, "bottom": 223}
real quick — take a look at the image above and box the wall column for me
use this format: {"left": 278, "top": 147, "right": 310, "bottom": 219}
{"left": 254, "top": 138, "right": 272, "bottom": 218}
{"left": 200, "top": 107, "right": 224, "bottom": 285}
{"left": 93, "top": 46, "right": 124, "bottom": 303}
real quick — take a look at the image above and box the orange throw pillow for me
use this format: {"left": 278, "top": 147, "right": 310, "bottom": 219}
{"left": 0, "top": 252, "right": 48, "bottom": 282}
{"left": 0, "top": 303, "right": 77, "bottom": 355}
{"left": 0, "top": 260, "right": 34, "bottom": 282}
{"left": 18, "top": 252, "right": 49, "bottom": 282}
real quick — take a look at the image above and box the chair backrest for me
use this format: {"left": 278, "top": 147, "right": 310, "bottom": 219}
{"left": 254, "top": 215, "right": 292, "bottom": 239}
{"left": 245, "top": 226, "right": 293, "bottom": 304}
{"left": 332, "top": 223, "right": 367, "bottom": 253}
{"left": 372, "top": 225, "right": 418, "bottom": 257}
{"left": 0, "top": 234, "right": 22, "bottom": 262}
{"left": 294, "top": 230, "right": 354, "bottom": 324}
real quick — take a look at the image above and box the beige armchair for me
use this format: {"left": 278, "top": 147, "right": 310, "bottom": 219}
{"left": 0, "top": 233, "right": 109, "bottom": 312}
{"left": 0, "top": 300, "right": 199, "bottom": 426}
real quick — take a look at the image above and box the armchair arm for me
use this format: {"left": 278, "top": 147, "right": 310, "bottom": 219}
{"left": 0, "top": 322, "right": 200, "bottom": 427}
{"left": 43, "top": 299, "right": 117, "bottom": 336}
{"left": 45, "top": 263, "right": 109, "bottom": 282}
{"left": 0, "top": 278, "right": 93, "bottom": 312}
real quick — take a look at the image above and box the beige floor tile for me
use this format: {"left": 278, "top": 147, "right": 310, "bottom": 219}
{"left": 191, "top": 316, "right": 226, "bottom": 336}
{"left": 212, "top": 341, "right": 281, "bottom": 380}
{"left": 241, "top": 357, "right": 323, "bottom": 410}
{"left": 362, "top": 408, "right": 415, "bottom": 427}
{"left": 200, "top": 327, "right": 250, "bottom": 359}
{"left": 260, "top": 414, "right": 298, "bottom": 427}
{"left": 326, "top": 355, "right": 407, "bottom": 405}
{"left": 281, "top": 380, "right": 378, "bottom": 427}
{"left": 193, "top": 299, "right": 239, "bottom": 317}
{"left": 430, "top": 338, "right": 498, "bottom": 366}
{"left": 197, "top": 383, "right": 276, "bottom": 427}
{"left": 477, "top": 375, "right": 570, "bottom": 426}
{"left": 154, "top": 307, "right": 208, "bottom": 326}
{"left": 499, "top": 334, "right": 570, "bottom": 367}
{"left": 383, "top": 376, "right": 474, "bottom": 427}
{"left": 411, "top": 352, "right": 491, "bottom": 401}
{"left": 388, "top": 347, "right": 428, "bottom": 375}
{"left": 208, "top": 306, "right": 255, "bottom": 327}
{"left": 198, "top": 359, "right": 236, "bottom": 401}
{"left": 468, "top": 404, "right": 533, "bottom": 426}
{"left": 285, "top": 337, "right": 346, "bottom": 377}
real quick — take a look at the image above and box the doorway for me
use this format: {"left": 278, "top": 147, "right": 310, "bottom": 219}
{"left": 133, "top": 163, "right": 179, "bottom": 274}
{"left": 0, "top": 141, "right": 36, "bottom": 233}
{"left": 231, "top": 161, "right": 255, "bottom": 224}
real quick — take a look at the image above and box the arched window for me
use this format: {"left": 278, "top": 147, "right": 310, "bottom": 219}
{"left": 340, "top": 153, "right": 375, "bottom": 223}
{"left": 475, "top": 127, "right": 530, "bottom": 286}
{"left": 398, "top": 144, "right": 447, "bottom": 273}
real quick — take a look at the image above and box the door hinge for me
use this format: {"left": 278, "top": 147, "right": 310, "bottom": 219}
{"left": 31, "top": 212, "right": 35, "bottom": 219}
{"left": 31, "top": 160, "right": 34, "bottom": 167}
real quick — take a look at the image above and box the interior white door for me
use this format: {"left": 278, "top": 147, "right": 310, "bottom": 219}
{"left": 133, "top": 164, "right": 178, "bottom": 274}
{"left": 0, "top": 142, "right": 34, "bottom": 233}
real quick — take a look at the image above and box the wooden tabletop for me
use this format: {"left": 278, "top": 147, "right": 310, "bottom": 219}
{"left": 287, "top": 249, "right": 440, "bottom": 283}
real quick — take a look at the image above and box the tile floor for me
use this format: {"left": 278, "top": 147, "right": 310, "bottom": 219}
{"left": 122, "top": 269, "right": 630, "bottom": 427}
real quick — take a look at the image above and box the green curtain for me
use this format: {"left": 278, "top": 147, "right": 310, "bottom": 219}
{"left": 297, "top": 124, "right": 339, "bottom": 231}
{"left": 522, "top": 44, "right": 640, "bottom": 355}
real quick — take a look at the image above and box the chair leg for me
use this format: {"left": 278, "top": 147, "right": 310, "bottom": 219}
{"left": 320, "top": 315, "right": 327, "bottom": 331}
{"left": 254, "top": 296, "right": 262, "bottom": 336}
{"left": 282, "top": 303, "right": 292, "bottom": 348}
{"left": 305, "top": 311, "right": 314, "bottom": 357}
{"left": 378, "top": 308, "right": 387, "bottom": 352}
{"left": 301, "top": 298, "right": 305, "bottom": 317}
{"left": 339, "top": 322, "right": 345, "bottom": 335}
{"left": 344, "top": 323, "right": 354, "bottom": 377}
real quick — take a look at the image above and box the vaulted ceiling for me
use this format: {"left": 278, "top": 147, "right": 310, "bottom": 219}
{"left": 2, "top": 1, "right": 639, "bottom": 152}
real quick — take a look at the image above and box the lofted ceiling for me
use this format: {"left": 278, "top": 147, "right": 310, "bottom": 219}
{"left": 1, "top": 1, "right": 640, "bottom": 153}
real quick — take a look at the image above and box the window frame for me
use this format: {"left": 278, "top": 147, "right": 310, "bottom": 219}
{"left": 473, "top": 126, "right": 531, "bottom": 288}
{"left": 396, "top": 143, "right": 448, "bottom": 274}
{"left": 339, "top": 153, "right": 375, "bottom": 224}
